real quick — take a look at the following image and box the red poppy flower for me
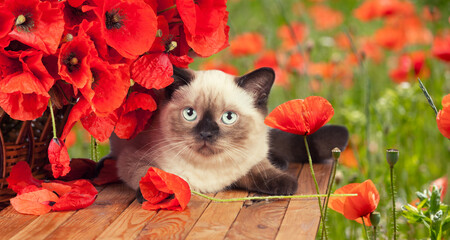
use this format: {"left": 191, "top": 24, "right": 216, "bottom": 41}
{"left": 7, "top": 161, "right": 42, "bottom": 194}
{"left": 61, "top": 98, "right": 119, "bottom": 142}
{"left": 277, "top": 23, "right": 307, "bottom": 51}
{"left": 10, "top": 189, "right": 60, "bottom": 215}
{"left": 79, "top": 59, "right": 130, "bottom": 116}
{"left": 308, "top": 5, "right": 343, "bottom": 30}
{"left": 264, "top": 96, "right": 334, "bottom": 135}
{"left": 374, "top": 25, "right": 406, "bottom": 51}
{"left": 3, "top": 0, "right": 64, "bottom": 55}
{"left": 255, "top": 51, "right": 289, "bottom": 87}
{"left": 115, "top": 92, "right": 157, "bottom": 139}
{"left": 139, "top": 167, "right": 191, "bottom": 211}
{"left": 0, "top": 50, "right": 55, "bottom": 120}
{"left": 437, "top": 94, "right": 450, "bottom": 139}
{"left": 131, "top": 53, "right": 174, "bottom": 90}
{"left": 176, "top": 0, "right": 230, "bottom": 57}
{"left": 48, "top": 138, "right": 71, "bottom": 179}
{"left": 62, "top": 0, "right": 98, "bottom": 30}
{"left": 432, "top": 35, "right": 450, "bottom": 62}
{"left": 230, "top": 32, "right": 265, "bottom": 57}
{"left": 94, "top": 0, "right": 157, "bottom": 59}
{"left": 359, "top": 38, "right": 384, "bottom": 63}
{"left": 287, "top": 53, "right": 306, "bottom": 74}
{"left": 328, "top": 180, "right": 380, "bottom": 226}
{"left": 0, "top": 8, "right": 14, "bottom": 39}
{"left": 58, "top": 26, "right": 98, "bottom": 89}
{"left": 130, "top": 16, "right": 193, "bottom": 90}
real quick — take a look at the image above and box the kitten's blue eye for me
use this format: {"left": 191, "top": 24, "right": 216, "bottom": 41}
{"left": 182, "top": 107, "right": 197, "bottom": 121}
{"left": 221, "top": 111, "right": 238, "bottom": 125}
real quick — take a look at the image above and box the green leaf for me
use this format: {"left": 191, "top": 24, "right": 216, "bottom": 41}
{"left": 442, "top": 216, "right": 450, "bottom": 232}
{"left": 429, "top": 186, "right": 441, "bottom": 215}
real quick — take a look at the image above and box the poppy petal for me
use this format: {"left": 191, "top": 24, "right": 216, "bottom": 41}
{"left": 343, "top": 180, "right": 379, "bottom": 222}
{"left": 131, "top": 53, "right": 174, "bottom": 90}
{"left": 7, "top": 161, "right": 42, "bottom": 194}
{"left": 139, "top": 167, "right": 191, "bottom": 211}
{"left": 264, "top": 96, "right": 334, "bottom": 135}
{"left": 328, "top": 183, "right": 359, "bottom": 215}
{"left": 51, "top": 179, "right": 98, "bottom": 211}
{"left": 10, "top": 189, "right": 59, "bottom": 215}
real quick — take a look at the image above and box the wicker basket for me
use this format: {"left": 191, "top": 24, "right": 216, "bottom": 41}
{"left": 0, "top": 106, "right": 71, "bottom": 200}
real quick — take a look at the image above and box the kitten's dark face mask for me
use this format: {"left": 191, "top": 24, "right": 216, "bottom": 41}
{"left": 163, "top": 67, "right": 275, "bottom": 158}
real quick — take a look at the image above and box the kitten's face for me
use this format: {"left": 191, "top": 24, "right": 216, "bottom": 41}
{"left": 159, "top": 68, "right": 274, "bottom": 161}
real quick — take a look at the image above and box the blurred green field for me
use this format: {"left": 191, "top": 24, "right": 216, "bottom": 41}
{"left": 68, "top": 0, "right": 450, "bottom": 238}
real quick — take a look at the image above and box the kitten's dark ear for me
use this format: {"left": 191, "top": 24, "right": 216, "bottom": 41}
{"left": 235, "top": 67, "right": 275, "bottom": 113}
{"left": 166, "top": 67, "right": 194, "bottom": 99}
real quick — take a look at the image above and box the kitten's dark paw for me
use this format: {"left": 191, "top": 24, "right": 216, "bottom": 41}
{"left": 259, "top": 174, "right": 298, "bottom": 195}
{"left": 136, "top": 187, "right": 145, "bottom": 203}
{"left": 269, "top": 155, "right": 289, "bottom": 170}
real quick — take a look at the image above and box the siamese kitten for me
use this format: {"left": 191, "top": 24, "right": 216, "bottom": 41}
{"left": 107, "top": 67, "right": 349, "bottom": 197}
{"left": 109, "top": 67, "right": 299, "bottom": 195}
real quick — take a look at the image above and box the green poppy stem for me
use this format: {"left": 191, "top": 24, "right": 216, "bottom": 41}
{"left": 157, "top": 4, "right": 176, "bottom": 14}
{"left": 361, "top": 217, "right": 370, "bottom": 240}
{"left": 90, "top": 135, "right": 99, "bottom": 162}
{"left": 191, "top": 191, "right": 357, "bottom": 202}
{"left": 373, "top": 226, "right": 377, "bottom": 240}
{"left": 390, "top": 166, "right": 397, "bottom": 240}
{"left": 321, "top": 148, "right": 340, "bottom": 240}
{"left": 304, "top": 135, "right": 325, "bottom": 231}
{"left": 48, "top": 99, "right": 58, "bottom": 139}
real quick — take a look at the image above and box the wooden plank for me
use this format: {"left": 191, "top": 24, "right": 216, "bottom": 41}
{"left": 96, "top": 200, "right": 157, "bottom": 240}
{"left": 224, "top": 163, "right": 304, "bottom": 240}
{"left": 185, "top": 190, "right": 248, "bottom": 240}
{"left": 45, "top": 183, "right": 135, "bottom": 240}
{"left": 0, "top": 206, "right": 38, "bottom": 240}
{"left": 135, "top": 192, "right": 214, "bottom": 240}
{"left": 276, "top": 160, "right": 334, "bottom": 240}
{"left": 9, "top": 211, "right": 76, "bottom": 240}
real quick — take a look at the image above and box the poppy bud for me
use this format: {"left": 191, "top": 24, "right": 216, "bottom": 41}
{"left": 332, "top": 147, "right": 341, "bottom": 161}
{"left": 386, "top": 149, "right": 399, "bottom": 167}
{"left": 370, "top": 212, "right": 381, "bottom": 227}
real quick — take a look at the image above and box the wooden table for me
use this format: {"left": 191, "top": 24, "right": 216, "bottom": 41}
{"left": 0, "top": 161, "right": 333, "bottom": 240}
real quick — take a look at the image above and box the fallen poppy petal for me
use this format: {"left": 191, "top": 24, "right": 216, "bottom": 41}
{"left": 10, "top": 189, "right": 59, "bottom": 215}
{"left": 7, "top": 161, "right": 42, "bottom": 194}
{"left": 51, "top": 179, "right": 98, "bottom": 211}
{"left": 139, "top": 167, "right": 191, "bottom": 211}
{"left": 42, "top": 182, "right": 72, "bottom": 197}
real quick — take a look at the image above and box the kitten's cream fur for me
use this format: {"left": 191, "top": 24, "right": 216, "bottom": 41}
{"left": 109, "top": 68, "right": 297, "bottom": 194}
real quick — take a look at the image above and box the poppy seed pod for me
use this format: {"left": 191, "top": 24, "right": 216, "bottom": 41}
{"left": 332, "top": 147, "right": 341, "bottom": 161}
{"left": 386, "top": 149, "right": 399, "bottom": 167}
{"left": 370, "top": 212, "right": 381, "bottom": 227}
